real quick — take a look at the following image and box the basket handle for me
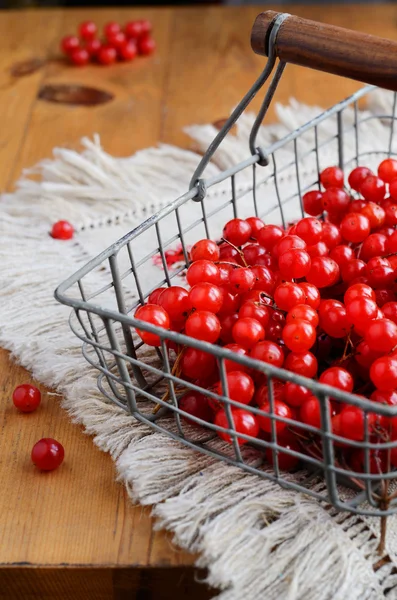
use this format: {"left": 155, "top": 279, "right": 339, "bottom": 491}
{"left": 251, "top": 11, "right": 397, "bottom": 92}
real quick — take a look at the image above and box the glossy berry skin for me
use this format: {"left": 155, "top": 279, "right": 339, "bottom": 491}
{"left": 345, "top": 296, "right": 378, "bottom": 330}
{"left": 223, "top": 344, "right": 248, "bottom": 373}
{"left": 286, "top": 304, "right": 319, "bottom": 327}
{"left": 376, "top": 289, "right": 396, "bottom": 308}
{"left": 232, "top": 317, "right": 265, "bottom": 349}
{"left": 251, "top": 265, "right": 276, "bottom": 295}
{"left": 265, "top": 434, "right": 300, "bottom": 471}
{"left": 321, "top": 188, "right": 350, "bottom": 214}
{"left": 215, "top": 371, "right": 255, "bottom": 405}
{"left": 303, "top": 190, "right": 323, "bottom": 216}
{"left": 390, "top": 180, "right": 397, "bottom": 202}
{"left": 272, "top": 234, "right": 306, "bottom": 260}
{"left": 339, "top": 407, "right": 370, "bottom": 441}
{"left": 306, "top": 257, "right": 340, "bottom": 288}
{"left": 104, "top": 21, "right": 121, "bottom": 38}
{"left": 257, "top": 400, "right": 292, "bottom": 434}
{"left": 320, "top": 166, "right": 344, "bottom": 189}
{"left": 298, "top": 282, "right": 320, "bottom": 309}
{"left": 242, "top": 244, "right": 266, "bottom": 266}
{"left": 282, "top": 320, "right": 316, "bottom": 353}
{"left": 329, "top": 244, "right": 354, "bottom": 267}
{"left": 140, "top": 20, "right": 152, "bottom": 36}
{"left": 215, "top": 408, "right": 259, "bottom": 445}
{"left": 107, "top": 31, "right": 127, "bottom": 49}
{"left": 239, "top": 301, "right": 269, "bottom": 328}
{"left": 295, "top": 217, "right": 323, "bottom": 245}
{"left": 119, "top": 41, "right": 137, "bottom": 61}
{"left": 340, "top": 213, "right": 370, "bottom": 243}
{"left": 60, "top": 35, "right": 80, "bottom": 55}
{"left": 306, "top": 241, "right": 329, "bottom": 258}
{"left": 344, "top": 283, "right": 375, "bottom": 304}
{"left": 12, "top": 384, "right": 41, "bottom": 413}
{"left": 79, "top": 21, "right": 97, "bottom": 40}
{"left": 321, "top": 222, "right": 341, "bottom": 249}
{"left": 157, "top": 287, "right": 189, "bottom": 322}
{"left": 186, "top": 260, "right": 219, "bottom": 286}
{"left": 250, "top": 340, "right": 284, "bottom": 368}
{"left": 360, "top": 202, "right": 385, "bottom": 229}
{"left": 348, "top": 166, "right": 372, "bottom": 191}
{"left": 274, "top": 282, "right": 305, "bottom": 311}
{"left": 190, "top": 239, "right": 219, "bottom": 262}
{"left": 245, "top": 216, "right": 264, "bottom": 238}
{"left": 257, "top": 224, "right": 284, "bottom": 251}
{"left": 85, "top": 38, "right": 102, "bottom": 57}
{"left": 319, "top": 300, "right": 350, "bottom": 339}
{"left": 185, "top": 311, "right": 220, "bottom": 343}
{"left": 366, "top": 257, "right": 395, "bottom": 289}
{"left": 340, "top": 259, "right": 366, "bottom": 283}
{"left": 51, "top": 220, "right": 74, "bottom": 240}
{"left": 181, "top": 348, "right": 216, "bottom": 380}
{"left": 365, "top": 319, "right": 397, "bottom": 353}
{"left": 359, "top": 233, "right": 387, "bottom": 262}
{"left": 378, "top": 158, "right": 397, "bottom": 183}
{"left": 98, "top": 46, "right": 117, "bottom": 65}
{"left": 31, "top": 438, "right": 64, "bottom": 471}
{"left": 384, "top": 203, "right": 397, "bottom": 227}
{"left": 283, "top": 382, "right": 311, "bottom": 407}
{"left": 148, "top": 287, "right": 166, "bottom": 304}
{"left": 188, "top": 283, "right": 223, "bottom": 313}
{"left": 125, "top": 21, "right": 143, "bottom": 39}
{"left": 179, "top": 391, "right": 212, "bottom": 426}
{"left": 229, "top": 268, "right": 255, "bottom": 293}
{"left": 382, "top": 302, "right": 397, "bottom": 324}
{"left": 300, "top": 396, "right": 321, "bottom": 428}
{"left": 279, "top": 249, "right": 311, "bottom": 279}
{"left": 138, "top": 36, "right": 156, "bottom": 56}
{"left": 255, "top": 381, "right": 285, "bottom": 405}
{"left": 370, "top": 356, "right": 397, "bottom": 391}
{"left": 284, "top": 351, "right": 318, "bottom": 378}
{"left": 135, "top": 304, "right": 170, "bottom": 346}
{"left": 223, "top": 218, "right": 252, "bottom": 246}
{"left": 219, "top": 313, "right": 239, "bottom": 344}
{"left": 319, "top": 367, "right": 354, "bottom": 393}
{"left": 360, "top": 175, "right": 386, "bottom": 203}
{"left": 70, "top": 48, "right": 90, "bottom": 66}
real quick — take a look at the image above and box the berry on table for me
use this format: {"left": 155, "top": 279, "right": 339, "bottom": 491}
{"left": 61, "top": 35, "right": 80, "bottom": 55}
{"left": 13, "top": 384, "right": 41, "bottom": 413}
{"left": 97, "top": 45, "right": 117, "bottom": 65}
{"left": 125, "top": 20, "right": 143, "bottom": 39}
{"left": 138, "top": 36, "right": 156, "bottom": 56}
{"left": 104, "top": 21, "right": 121, "bottom": 39}
{"left": 70, "top": 48, "right": 90, "bottom": 66}
{"left": 85, "top": 38, "right": 102, "bottom": 57}
{"left": 79, "top": 21, "right": 97, "bottom": 40}
{"left": 31, "top": 438, "right": 64, "bottom": 471}
{"left": 51, "top": 220, "right": 74, "bottom": 240}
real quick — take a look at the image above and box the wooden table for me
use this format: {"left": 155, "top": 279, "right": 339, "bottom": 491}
{"left": 1, "top": 4, "right": 397, "bottom": 598}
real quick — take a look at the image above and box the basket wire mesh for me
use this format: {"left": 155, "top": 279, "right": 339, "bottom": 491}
{"left": 56, "top": 16, "right": 397, "bottom": 518}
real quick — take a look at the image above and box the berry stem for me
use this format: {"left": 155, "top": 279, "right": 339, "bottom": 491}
{"left": 221, "top": 238, "right": 249, "bottom": 267}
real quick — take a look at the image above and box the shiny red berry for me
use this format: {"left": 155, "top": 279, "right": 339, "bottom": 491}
{"left": 138, "top": 36, "right": 156, "bottom": 56}
{"left": 13, "top": 384, "right": 41, "bottom": 413}
{"left": 51, "top": 220, "right": 74, "bottom": 240}
{"left": 98, "top": 45, "right": 117, "bottom": 65}
{"left": 70, "top": 48, "right": 89, "bottom": 66}
{"left": 104, "top": 22, "right": 121, "bottom": 39}
{"left": 79, "top": 21, "right": 97, "bottom": 40}
{"left": 378, "top": 158, "right": 397, "bottom": 183}
{"left": 60, "top": 35, "right": 80, "bottom": 55}
{"left": 320, "top": 166, "right": 344, "bottom": 189}
{"left": 125, "top": 20, "right": 143, "bottom": 39}
{"left": 348, "top": 166, "right": 372, "bottom": 191}
{"left": 31, "top": 438, "right": 64, "bottom": 471}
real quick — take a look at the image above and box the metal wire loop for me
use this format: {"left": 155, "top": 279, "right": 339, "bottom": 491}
{"left": 189, "top": 12, "right": 290, "bottom": 199}
{"left": 255, "top": 147, "right": 270, "bottom": 167}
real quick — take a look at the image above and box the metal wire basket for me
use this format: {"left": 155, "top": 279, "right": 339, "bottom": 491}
{"left": 56, "top": 12, "right": 397, "bottom": 518}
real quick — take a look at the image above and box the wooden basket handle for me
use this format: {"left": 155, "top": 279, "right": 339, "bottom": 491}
{"left": 251, "top": 11, "right": 397, "bottom": 92}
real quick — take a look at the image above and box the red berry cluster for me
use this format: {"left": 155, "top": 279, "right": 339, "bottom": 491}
{"left": 60, "top": 19, "right": 155, "bottom": 67}
{"left": 12, "top": 384, "right": 64, "bottom": 471}
{"left": 134, "top": 158, "right": 397, "bottom": 475}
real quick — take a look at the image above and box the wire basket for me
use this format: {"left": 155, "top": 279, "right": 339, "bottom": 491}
{"left": 56, "top": 12, "right": 397, "bottom": 518}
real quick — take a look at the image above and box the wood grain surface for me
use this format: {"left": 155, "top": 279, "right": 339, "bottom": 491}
{"left": 2, "top": 3, "right": 397, "bottom": 597}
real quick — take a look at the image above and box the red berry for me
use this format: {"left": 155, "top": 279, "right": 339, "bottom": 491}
{"left": 138, "top": 36, "right": 156, "bottom": 56}
{"left": 319, "top": 300, "right": 350, "bottom": 339}
{"left": 279, "top": 248, "right": 311, "bottom": 279}
{"left": 348, "top": 166, "right": 373, "bottom": 191}
{"left": 258, "top": 400, "right": 292, "bottom": 434}
{"left": 188, "top": 283, "right": 223, "bottom": 313}
{"left": 298, "top": 282, "right": 320, "bottom": 309}
{"left": 70, "top": 48, "right": 90, "bottom": 66}
{"left": 320, "top": 166, "right": 344, "bottom": 189}
{"left": 215, "top": 408, "right": 259, "bottom": 445}
{"left": 147, "top": 287, "right": 166, "bottom": 304}
{"left": 232, "top": 317, "right": 265, "bottom": 349}
{"left": 303, "top": 190, "right": 323, "bottom": 216}
{"left": 366, "top": 257, "right": 395, "bottom": 288}
{"left": 286, "top": 304, "right": 319, "bottom": 327}
{"left": 219, "top": 313, "right": 239, "bottom": 344}
{"left": 140, "top": 20, "right": 152, "bottom": 36}
{"left": 31, "top": 438, "right": 64, "bottom": 471}
{"left": 274, "top": 282, "right": 305, "bottom": 311}
{"left": 181, "top": 348, "right": 217, "bottom": 380}
{"left": 340, "top": 213, "right": 370, "bottom": 243}
{"left": 265, "top": 434, "right": 300, "bottom": 471}
{"left": 340, "top": 258, "right": 366, "bottom": 283}
{"left": 190, "top": 239, "right": 220, "bottom": 262}
{"left": 223, "top": 218, "right": 252, "bottom": 246}
{"left": 359, "top": 233, "right": 387, "bottom": 262}
{"left": 319, "top": 366, "right": 354, "bottom": 393}
{"left": 382, "top": 302, "right": 397, "bottom": 324}
{"left": 329, "top": 244, "right": 354, "bottom": 267}
{"left": 158, "top": 286, "right": 190, "bottom": 322}
{"left": 350, "top": 199, "right": 367, "bottom": 212}
{"left": 272, "top": 234, "right": 306, "bottom": 260}
{"left": 185, "top": 311, "right": 220, "bottom": 343}
{"left": 245, "top": 216, "right": 264, "bottom": 238}
{"left": 60, "top": 35, "right": 80, "bottom": 55}
{"left": 12, "top": 384, "right": 41, "bottom": 413}
{"left": 376, "top": 289, "right": 396, "bottom": 308}
{"left": 282, "top": 320, "right": 316, "bottom": 353}
{"left": 119, "top": 41, "right": 137, "bottom": 61}
{"left": 135, "top": 304, "right": 170, "bottom": 346}
{"left": 79, "top": 21, "right": 97, "bottom": 40}
{"left": 321, "top": 222, "right": 342, "bottom": 249}
{"left": 229, "top": 268, "right": 255, "bottom": 293}
{"left": 321, "top": 188, "right": 350, "bottom": 214}
{"left": 378, "top": 158, "right": 397, "bottom": 183}
{"left": 257, "top": 224, "right": 284, "bottom": 251}
{"left": 179, "top": 391, "right": 212, "bottom": 426}
{"left": 215, "top": 371, "right": 254, "bottom": 405}
{"left": 242, "top": 244, "right": 266, "bottom": 266}
{"left": 104, "top": 22, "right": 121, "bottom": 38}
{"left": 186, "top": 260, "right": 220, "bottom": 286}
{"left": 125, "top": 20, "right": 143, "bottom": 39}
{"left": 250, "top": 340, "right": 284, "bottom": 368}
{"left": 370, "top": 356, "right": 397, "bottom": 390}
{"left": 284, "top": 351, "right": 318, "bottom": 378}
{"left": 365, "top": 319, "right": 397, "bottom": 353}
{"left": 344, "top": 283, "right": 375, "bottom": 304}
{"left": 250, "top": 265, "right": 276, "bottom": 294}
{"left": 51, "top": 220, "right": 74, "bottom": 240}
{"left": 223, "top": 344, "right": 248, "bottom": 373}
{"left": 390, "top": 180, "right": 397, "bottom": 202}
{"left": 306, "top": 256, "right": 340, "bottom": 288}
{"left": 239, "top": 301, "right": 269, "bottom": 328}
{"left": 306, "top": 241, "right": 329, "bottom": 258}
{"left": 345, "top": 296, "right": 378, "bottom": 329}
{"left": 360, "top": 203, "right": 385, "bottom": 229}
{"left": 98, "top": 46, "right": 117, "bottom": 65}
{"left": 295, "top": 217, "right": 323, "bottom": 245}
{"left": 300, "top": 396, "right": 321, "bottom": 428}
{"left": 85, "top": 38, "right": 102, "bottom": 57}
{"left": 339, "top": 406, "right": 372, "bottom": 441}
{"left": 107, "top": 31, "right": 127, "bottom": 50}
{"left": 360, "top": 175, "right": 386, "bottom": 203}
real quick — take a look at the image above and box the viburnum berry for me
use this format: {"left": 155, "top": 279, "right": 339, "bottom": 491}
{"left": 181, "top": 348, "right": 217, "bottom": 380}
{"left": 303, "top": 190, "right": 323, "bottom": 216}
{"left": 378, "top": 158, "right": 397, "bottom": 183}
{"left": 306, "top": 256, "right": 340, "bottom": 288}
{"left": 272, "top": 234, "right": 306, "bottom": 260}
{"left": 265, "top": 433, "right": 300, "bottom": 471}
{"left": 104, "top": 21, "right": 121, "bottom": 38}
{"left": 300, "top": 396, "right": 321, "bottom": 428}
{"left": 257, "top": 224, "right": 285, "bottom": 251}
{"left": 282, "top": 320, "right": 316, "bottom": 353}
{"left": 138, "top": 36, "right": 156, "bottom": 56}
{"left": 306, "top": 241, "right": 329, "bottom": 258}
{"left": 360, "top": 175, "right": 386, "bottom": 203}
{"left": 12, "top": 384, "right": 41, "bottom": 413}
{"left": 340, "top": 213, "right": 370, "bottom": 243}
{"left": 370, "top": 356, "right": 397, "bottom": 391}
{"left": 219, "top": 313, "right": 239, "bottom": 344}
{"left": 61, "top": 35, "right": 80, "bottom": 55}
{"left": 219, "top": 243, "right": 243, "bottom": 265}
{"left": 344, "top": 283, "right": 376, "bottom": 304}
{"left": 239, "top": 301, "right": 269, "bottom": 328}
{"left": 320, "top": 166, "right": 344, "bottom": 189}
{"left": 286, "top": 304, "right": 319, "bottom": 327}
{"left": 188, "top": 282, "right": 223, "bottom": 313}
{"left": 376, "top": 289, "right": 396, "bottom": 308}
{"left": 79, "top": 21, "right": 97, "bottom": 40}
{"left": 119, "top": 41, "right": 137, "bottom": 61}
{"left": 223, "top": 218, "right": 251, "bottom": 246}
{"left": 135, "top": 304, "right": 170, "bottom": 346}
{"left": 319, "top": 300, "right": 350, "bottom": 338}
{"left": 284, "top": 351, "right": 318, "bottom": 378}
{"left": 70, "top": 48, "right": 90, "bottom": 66}
{"left": 329, "top": 244, "right": 354, "bottom": 267}
{"left": 229, "top": 268, "right": 255, "bottom": 293}
{"left": 257, "top": 399, "right": 292, "bottom": 434}
{"left": 274, "top": 282, "right": 305, "bottom": 311}
{"left": 190, "top": 239, "right": 219, "bottom": 262}
{"left": 85, "top": 38, "right": 102, "bottom": 57}
{"left": 365, "top": 319, "right": 397, "bottom": 353}
{"left": 98, "top": 45, "right": 117, "bottom": 65}
{"left": 215, "top": 408, "right": 259, "bottom": 445}
{"left": 360, "top": 202, "right": 385, "bottom": 229}
{"left": 245, "top": 216, "right": 264, "bottom": 238}
{"left": 185, "top": 311, "right": 220, "bottom": 343}
{"left": 382, "top": 302, "right": 397, "bottom": 324}
{"left": 250, "top": 340, "right": 284, "bottom": 367}
{"left": 295, "top": 217, "right": 323, "bottom": 245}
{"left": 279, "top": 248, "right": 311, "bottom": 279}
{"left": 125, "top": 21, "right": 143, "bottom": 39}
{"left": 215, "top": 370, "right": 255, "bottom": 405}
{"left": 319, "top": 367, "right": 354, "bottom": 393}
{"left": 283, "top": 382, "right": 311, "bottom": 407}
{"left": 321, "top": 188, "right": 350, "bottom": 214}
{"left": 340, "top": 258, "right": 366, "bottom": 283}
{"left": 321, "top": 222, "right": 342, "bottom": 249}
{"left": 219, "top": 290, "right": 240, "bottom": 316}
{"left": 348, "top": 166, "right": 373, "bottom": 191}
{"left": 298, "top": 282, "right": 320, "bottom": 309}
{"left": 158, "top": 286, "right": 190, "bottom": 321}
{"left": 242, "top": 243, "right": 266, "bottom": 266}
{"left": 186, "top": 260, "right": 220, "bottom": 286}
{"left": 359, "top": 233, "right": 387, "bottom": 262}
{"left": 51, "top": 220, "right": 74, "bottom": 240}
{"left": 31, "top": 438, "right": 64, "bottom": 471}
{"left": 223, "top": 344, "right": 248, "bottom": 373}
{"left": 384, "top": 203, "right": 397, "bottom": 227}
{"left": 346, "top": 296, "right": 378, "bottom": 330}
{"left": 232, "top": 317, "right": 265, "bottom": 349}
{"left": 250, "top": 265, "right": 276, "bottom": 294}
{"left": 179, "top": 391, "right": 212, "bottom": 426}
